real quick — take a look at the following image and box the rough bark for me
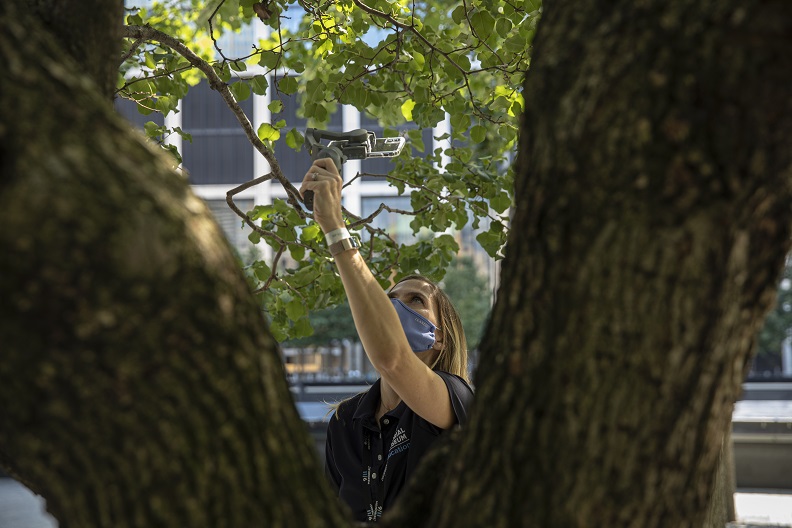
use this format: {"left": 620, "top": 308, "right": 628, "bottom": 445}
{"left": 26, "top": 0, "right": 122, "bottom": 98}
{"left": 426, "top": 1, "right": 792, "bottom": 527}
{"left": 0, "top": 1, "right": 346, "bottom": 526}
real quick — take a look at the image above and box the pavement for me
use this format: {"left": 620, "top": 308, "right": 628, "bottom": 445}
{"left": 733, "top": 490, "right": 792, "bottom": 526}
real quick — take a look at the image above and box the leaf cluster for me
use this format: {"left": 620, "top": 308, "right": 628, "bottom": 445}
{"left": 119, "top": 0, "right": 539, "bottom": 340}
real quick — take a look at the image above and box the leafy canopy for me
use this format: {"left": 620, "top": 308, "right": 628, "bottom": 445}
{"left": 119, "top": 0, "right": 539, "bottom": 340}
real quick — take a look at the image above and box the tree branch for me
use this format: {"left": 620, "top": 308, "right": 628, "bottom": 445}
{"left": 122, "top": 24, "right": 306, "bottom": 213}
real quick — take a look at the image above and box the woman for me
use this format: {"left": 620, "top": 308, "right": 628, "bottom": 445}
{"left": 300, "top": 158, "right": 474, "bottom": 523}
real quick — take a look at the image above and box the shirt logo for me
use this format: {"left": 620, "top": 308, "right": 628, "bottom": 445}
{"left": 387, "top": 427, "right": 410, "bottom": 460}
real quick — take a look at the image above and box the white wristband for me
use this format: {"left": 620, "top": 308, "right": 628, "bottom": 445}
{"left": 325, "top": 227, "right": 351, "bottom": 245}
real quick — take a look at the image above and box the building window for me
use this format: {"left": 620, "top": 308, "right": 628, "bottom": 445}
{"left": 205, "top": 198, "right": 255, "bottom": 258}
{"left": 181, "top": 80, "right": 254, "bottom": 185}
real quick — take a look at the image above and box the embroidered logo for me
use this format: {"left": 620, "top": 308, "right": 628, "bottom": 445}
{"left": 386, "top": 426, "right": 410, "bottom": 464}
{"left": 362, "top": 465, "right": 371, "bottom": 484}
{"left": 389, "top": 427, "right": 408, "bottom": 450}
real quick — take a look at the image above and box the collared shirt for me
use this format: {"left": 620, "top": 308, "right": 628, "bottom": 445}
{"left": 325, "top": 371, "right": 474, "bottom": 522}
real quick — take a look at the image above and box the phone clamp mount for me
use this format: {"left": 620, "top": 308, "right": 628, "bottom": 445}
{"left": 302, "top": 128, "right": 406, "bottom": 210}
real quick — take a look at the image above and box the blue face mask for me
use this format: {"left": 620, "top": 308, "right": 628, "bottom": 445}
{"left": 391, "top": 298, "right": 438, "bottom": 352}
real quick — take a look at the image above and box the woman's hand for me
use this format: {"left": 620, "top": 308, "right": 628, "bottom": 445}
{"left": 299, "top": 158, "right": 345, "bottom": 234}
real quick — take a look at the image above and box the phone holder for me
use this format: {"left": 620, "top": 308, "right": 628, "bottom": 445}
{"left": 302, "top": 128, "right": 405, "bottom": 210}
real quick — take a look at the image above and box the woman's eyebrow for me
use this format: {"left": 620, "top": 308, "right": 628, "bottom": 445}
{"left": 387, "top": 290, "right": 425, "bottom": 300}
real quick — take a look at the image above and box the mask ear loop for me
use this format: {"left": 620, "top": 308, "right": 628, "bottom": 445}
{"left": 427, "top": 326, "right": 446, "bottom": 372}
{"left": 433, "top": 327, "right": 445, "bottom": 351}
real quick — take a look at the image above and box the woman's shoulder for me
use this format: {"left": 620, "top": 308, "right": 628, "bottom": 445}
{"left": 434, "top": 370, "right": 475, "bottom": 426}
{"left": 434, "top": 370, "right": 474, "bottom": 395}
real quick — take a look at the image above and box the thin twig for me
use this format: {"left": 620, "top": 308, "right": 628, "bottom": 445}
{"left": 206, "top": 0, "right": 230, "bottom": 61}
{"left": 119, "top": 37, "right": 144, "bottom": 67}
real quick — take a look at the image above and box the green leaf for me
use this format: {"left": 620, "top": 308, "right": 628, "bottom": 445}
{"left": 257, "top": 122, "right": 281, "bottom": 142}
{"left": 407, "top": 128, "right": 425, "bottom": 152}
{"left": 249, "top": 204, "right": 275, "bottom": 221}
{"left": 450, "top": 112, "right": 471, "bottom": 133}
{"left": 313, "top": 104, "right": 328, "bottom": 122}
{"left": 290, "top": 244, "right": 306, "bottom": 262}
{"left": 490, "top": 191, "right": 512, "bottom": 213}
{"left": 126, "top": 13, "right": 143, "bottom": 26}
{"left": 286, "top": 128, "right": 304, "bottom": 151}
{"left": 292, "top": 316, "right": 314, "bottom": 338}
{"left": 495, "top": 17, "right": 514, "bottom": 38}
{"left": 412, "top": 51, "right": 425, "bottom": 69}
{"left": 499, "top": 123, "right": 518, "bottom": 143}
{"left": 401, "top": 99, "right": 416, "bottom": 121}
{"left": 230, "top": 60, "right": 247, "bottom": 72}
{"left": 268, "top": 100, "right": 284, "bottom": 113}
{"left": 470, "top": 125, "right": 487, "bottom": 144}
{"left": 278, "top": 76, "right": 298, "bottom": 95}
{"left": 259, "top": 51, "right": 280, "bottom": 70}
{"left": 213, "top": 62, "right": 231, "bottom": 83}
{"left": 229, "top": 81, "right": 251, "bottom": 102}
{"left": 470, "top": 10, "right": 496, "bottom": 41}
{"left": 300, "top": 224, "right": 322, "bottom": 243}
{"left": 143, "top": 121, "right": 161, "bottom": 138}
{"left": 451, "top": 5, "right": 466, "bottom": 24}
{"left": 250, "top": 75, "right": 269, "bottom": 95}
{"left": 476, "top": 229, "right": 505, "bottom": 258}
{"left": 253, "top": 261, "right": 272, "bottom": 281}
{"left": 270, "top": 320, "right": 288, "bottom": 342}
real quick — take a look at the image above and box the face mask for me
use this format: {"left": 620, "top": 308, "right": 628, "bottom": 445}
{"left": 391, "top": 298, "right": 438, "bottom": 352}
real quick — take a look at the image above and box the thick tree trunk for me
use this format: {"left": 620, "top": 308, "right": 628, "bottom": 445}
{"left": 3, "top": 0, "right": 792, "bottom": 526}
{"left": 0, "top": 1, "right": 346, "bottom": 526}
{"left": 424, "top": 1, "right": 792, "bottom": 527}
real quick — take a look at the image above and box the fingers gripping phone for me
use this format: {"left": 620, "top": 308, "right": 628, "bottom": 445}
{"left": 302, "top": 128, "right": 406, "bottom": 210}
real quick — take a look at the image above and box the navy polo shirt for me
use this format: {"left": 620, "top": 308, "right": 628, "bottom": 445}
{"left": 325, "top": 371, "right": 474, "bottom": 522}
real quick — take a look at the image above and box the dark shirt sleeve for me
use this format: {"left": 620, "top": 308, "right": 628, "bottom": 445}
{"left": 324, "top": 416, "right": 342, "bottom": 494}
{"left": 436, "top": 371, "right": 475, "bottom": 426}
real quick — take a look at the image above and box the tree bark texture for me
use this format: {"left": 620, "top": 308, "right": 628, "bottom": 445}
{"left": 0, "top": 1, "right": 347, "bottom": 526}
{"left": 26, "top": 0, "right": 123, "bottom": 99}
{"left": 427, "top": 2, "right": 792, "bottom": 527}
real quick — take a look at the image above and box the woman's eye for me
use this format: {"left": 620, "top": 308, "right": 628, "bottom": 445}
{"left": 411, "top": 296, "right": 424, "bottom": 304}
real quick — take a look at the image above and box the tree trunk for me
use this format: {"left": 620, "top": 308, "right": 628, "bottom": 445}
{"left": 3, "top": 0, "right": 792, "bottom": 527}
{"left": 0, "top": 1, "right": 347, "bottom": 526}
{"left": 26, "top": 0, "right": 122, "bottom": 99}
{"left": 423, "top": 1, "right": 792, "bottom": 527}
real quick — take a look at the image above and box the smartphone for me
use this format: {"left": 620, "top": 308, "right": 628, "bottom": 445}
{"left": 326, "top": 135, "right": 406, "bottom": 159}
{"left": 368, "top": 136, "right": 406, "bottom": 157}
